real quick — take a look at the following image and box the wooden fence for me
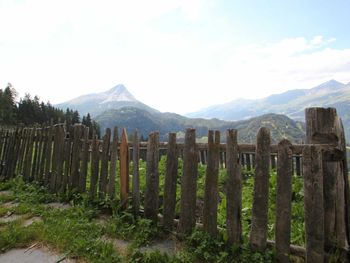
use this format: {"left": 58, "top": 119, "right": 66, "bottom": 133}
{"left": 0, "top": 107, "right": 349, "bottom": 262}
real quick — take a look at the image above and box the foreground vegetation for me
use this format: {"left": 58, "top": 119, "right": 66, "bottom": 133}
{"left": 0, "top": 157, "right": 307, "bottom": 262}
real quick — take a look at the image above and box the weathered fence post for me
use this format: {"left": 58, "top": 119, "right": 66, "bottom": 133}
{"left": 250, "top": 127, "right": 271, "bottom": 250}
{"left": 23, "top": 128, "right": 35, "bottom": 182}
{"left": 275, "top": 139, "right": 293, "bottom": 262}
{"left": 108, "top": 127, "right": 119, "bottom": 199}
{"left": 203, "top": 130, "right": 220, "bottom": 237}
{"left": 79, "top": 126, "right": 89, "bottom": 193}
{"left": 132, "top": 130, "right": 140, "bottom": 216}
{"left": 61, "top": 131, "right": 71, "bottom": 194}
{"left": 178, "top": 128, "right": 198, "bottom": 235}
{"left": 226, "top": 129, "right": 242, "bottom": 246}
{"left": 120, "top": 128, "right": 129, "bottom": 209}
{"left": 303, "top": 145, "right": 324, "bottom": 263}
{"left": 44, "top": 125, "right": 54, "bottom": 186}
{"left": 305, "top": 107, "right": 349, "bottom": 251}
{"left": 89, "top": 134, "right": 100, "bottom": 199}
{"left": 99, "top": 128, "right": 111, "bottom": 197}
{"left": 70, "top": 124, "right": 83, "bottom": 191}
{"left": 163, "top": 132, "right": 178, "bottom": 230}
{"left": 144, "top": 132, "right": 160, "bottom": 222}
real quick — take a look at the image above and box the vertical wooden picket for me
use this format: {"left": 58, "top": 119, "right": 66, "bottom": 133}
{"left": 226, "top": 129, "right": 242, "bottom": 245}
{"left": 163, "top": 132, "right": 178, "bottom": 229}
{"left": 250, "top": 127, "right": 271, "bottom": 250}
{"left": 178, "top": 128, "right": 198, "bottom": 235}
{"left": 108, "top": 127, "right": 119, "bottom": 199}
{"left": 144, "top": 132, "right": 160, "bottom": 222}
{"left": 275, "top": 139, "right": 293, "bottom": 262}
{"left": 132, "top": 130, "right": 140, "bottom": 215}
{"left": 79, "top": 126, "right": 89, "bottom": 193}
{"left": 203, "top": 130, "right": 220, "bottom": 237}
{"left": 120, "top": 128, "right": 129, "bottom": 209}
{"left": 303, "top": 145, "right": 324, "bottom": 263}
{"left": 99, "top": 128, "right": 111, "bottom": 197}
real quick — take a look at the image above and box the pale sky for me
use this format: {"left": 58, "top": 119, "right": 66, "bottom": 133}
{"left": 1, "top": 0, "right": 350, "bottom": 114}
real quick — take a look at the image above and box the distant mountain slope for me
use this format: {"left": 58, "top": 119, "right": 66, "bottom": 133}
{"left": 56, "top": 84, "right": 158, "bottom": 116}
{"left": 95, "top": 106, "right": 305, "bottom": 143}
{"left": 187, "top": 80, "right": 350, "bottom": 140}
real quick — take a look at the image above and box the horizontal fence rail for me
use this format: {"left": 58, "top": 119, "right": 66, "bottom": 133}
{"left": 0, "top": 107, "right": 349, "bottom": 262}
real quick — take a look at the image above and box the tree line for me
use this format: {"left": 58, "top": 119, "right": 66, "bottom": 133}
{"left": 0, "top": 83, "right": 100, "bottom": 138}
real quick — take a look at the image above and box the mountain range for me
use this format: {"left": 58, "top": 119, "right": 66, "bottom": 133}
{"left": 55, "top": 80, "right": 350, "bottom": 142}
{"left": 187, "top": 79, "right": 350, "bottom": 141}
{"left": 56, "top": 84, "right": 158, "bottom": 117}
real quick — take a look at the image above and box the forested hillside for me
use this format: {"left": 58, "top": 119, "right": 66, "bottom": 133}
{"left": 0, "top": 84, "right": 100, "bottom": 137}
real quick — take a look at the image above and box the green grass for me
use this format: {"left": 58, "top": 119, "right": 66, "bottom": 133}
{"left": 0, "top": 156, "right": 307, "bottom": 263}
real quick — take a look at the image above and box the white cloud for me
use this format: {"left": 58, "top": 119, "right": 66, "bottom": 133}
{"left": 0, "top": 1, "right": 349, "bottom": 114}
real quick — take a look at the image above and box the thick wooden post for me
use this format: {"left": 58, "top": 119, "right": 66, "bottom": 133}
{"left": 275, "top": 139, "right": 293, "bottom": 262}
{"left": 120, "top": 128, "right": 129, "bottom": 209}
{"left": 303, "top": 145, "right": 324, "bottom": 263}
{"left": 203, "top": 130, "right": 220, "bottom": 237}
{"left": 132, "top": 130, "right": 140, "bottom": 215}
{"left": 305, "top": 107, "right": 348, "bottom": 250}
{"left": 144, "top": 132, "right": 160, "bottom": 222}
{"left": 99, "top": 128, "right": 111, "bottom": 197}
{"left": 163, "top": 133, "right": 178, "bottom": 229}
{"left": 338, "top": 119, "right": 350, "bottom": 249}
{"left": 178, "top": 128, "right": 198, "bottom": 235}
{"left": 108, "top": 127, "right": 119, "bottom": 199}
{"left": 226, "top": 129, "right": 242, "bottom": 245}
{"left": 250, "top": 127, "right": 271, "bottom": 250}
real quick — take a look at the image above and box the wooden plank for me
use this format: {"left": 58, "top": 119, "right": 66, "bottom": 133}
{"left": 275, "top": 139, "right": 293, "bottom": 262}
{"left": 108, "top": 127, "right": 119, "bottom": 199}
{"left": 303, "top": 145, "right": 324, "bottom": 263}
{"left": 70, "top": 124, "right": 83, "bottom": 191}
{"left": 203, "top": 130, "right": 220, "bottom": 237}
{"left": 89, "top": 134, "right": 99, "bottom": 199}
{"left": 99, "top": 128, "right": 111, "bottom": 197}
{"left": 226, "top": 129, "right": 242, "bottom": 245}
{"left": 55, "top": 125, "right": 65, "bottom": 192}
{"left": 44, "top": 125, "right": 54, "bottom": 186}
{"left": 50, "top": 126, "right": 59, "bottom": 191}
{"left": 31, "top": 128, "right": 40, "bottom": 182}
{"left": 34, "top": 128, "right": 43, "bottom": 181}
{"left": 132, "top": 130, "right": 140, "bottom": 215}
{"left": 144, "top": 132, "right": 160, "bottom": 222}
{"left": 249, "top": 127, "right": 271, "bottom": 250}
{"left": 163, "top": 132, "right": 178, "bottom": 229}
{"left": 120, "top": 128, "right": 129, "bottom": 209}
{"left": 4, "top": 130, "right": 16, "bottom": 179}
{"left": 61, "top": 132, "right": 71, "bottom": 194}
{"left": 38, "top": 128, "right": 48, "bottom": 183}
{"left": 178, "top": 128, "right": 198, "bottom": 235}
{"left": 0, "top": 129, "right": 3, "bottom": 164}
{"left": 338, "top": 118, "right": 350, "bottom": 250}
{"left": 79, "top": 126, "right": 89, "bottom": 193}
{"left": 23, "top": 128, "right": 35, "bottom": 182}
